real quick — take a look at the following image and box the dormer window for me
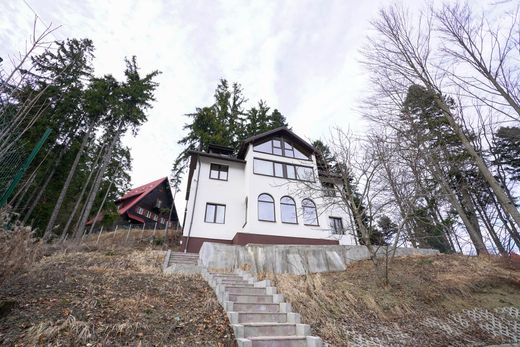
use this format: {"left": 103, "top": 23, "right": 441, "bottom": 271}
{"left": 254, "top": 138, "right": 309, "bottom": 160}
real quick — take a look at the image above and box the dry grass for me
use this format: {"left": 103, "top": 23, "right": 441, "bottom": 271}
{"left": 263, "top": 254, "right": 520, "bottom": 346}
{"left": 0, "top": 226, "right": 43, "bottom": 286}
{"left": 0, "top": 247, "right": 235, "bottom": 346}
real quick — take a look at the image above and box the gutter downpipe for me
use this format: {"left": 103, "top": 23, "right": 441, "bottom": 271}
{"left": 184, "top": 155, "right": 201, "bottom": 253}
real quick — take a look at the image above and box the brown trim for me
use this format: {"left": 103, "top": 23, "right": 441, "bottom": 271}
{"left": 188, "top": 150, "right": 247, "bottom": 164}
{"left": 232, "top": 232, "right": 338, "bottom": 247}
{"left": 181, "top": 236, "right": 232, "bottom": 253}
{"left": 181, "top": 233, "right": 339, "bottom": 253}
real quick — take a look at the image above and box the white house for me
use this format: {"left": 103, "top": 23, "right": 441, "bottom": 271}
{"left": 181, "top": 127, "right": 356, "bottom": 253}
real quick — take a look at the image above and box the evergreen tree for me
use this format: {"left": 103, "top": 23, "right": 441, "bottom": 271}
{"left": 171, "top": 79, "right": 288, "bottom": 187}
{"left": 493, "top": 127, "right": 520, "bottom": 182}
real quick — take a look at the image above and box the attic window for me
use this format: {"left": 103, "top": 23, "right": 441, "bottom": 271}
{"left": 209, "top": 163, "right": 229, "bottom": 181}
{"left": 254, "top": 138, "right": 309, "bottom": 160}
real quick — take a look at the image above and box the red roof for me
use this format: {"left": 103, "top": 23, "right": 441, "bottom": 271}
{"left": 116, "top": 177, "right": 168, "bottom": 215}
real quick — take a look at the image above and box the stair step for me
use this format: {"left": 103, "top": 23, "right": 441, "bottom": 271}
{"left": 249, "top": 335, "right": 307, "bottom": 347}
{"left": 220, "top": 280, "right": 251, "bottom": 285}
{"left": 226, "top": 287, "right": 267, "bottom": 295}
{"left": 238, "top": 312, "right": 287, "bottom": 323}
{"left": 234, "top": 303, "right": 280, "bottom": 312}
{"left": 229, "top": 294, "right": 273, "bottom": 303}
{"left": 243, "top": 323, "right": 297, "bottom": 337}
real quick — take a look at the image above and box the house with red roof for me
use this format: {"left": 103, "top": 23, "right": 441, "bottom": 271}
{"left": 115, "top": 177, "right": 179, "bottom": 228}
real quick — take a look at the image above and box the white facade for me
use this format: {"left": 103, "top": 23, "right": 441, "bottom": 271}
{"left": 182, "top": 129, "right": 356, "bottom": 251}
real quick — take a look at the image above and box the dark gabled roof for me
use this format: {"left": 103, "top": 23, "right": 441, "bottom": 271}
{"left": 116, "top": 177, "right": 169, "bottom": 215}
{"left": 237, "top": 126, "right": 315, "bottom": 159}
{"left": 207, "top": 143, "right": 234, "bottom": 155}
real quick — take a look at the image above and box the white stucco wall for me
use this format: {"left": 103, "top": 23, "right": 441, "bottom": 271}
{"left": 183, "top": 156, "right": 246, "bottom": 241}
{"left": 243, "top": 145, "right": 355, "bottom": 244}
{"left": 184, "top": 143, "right": 356, "bottom": 246}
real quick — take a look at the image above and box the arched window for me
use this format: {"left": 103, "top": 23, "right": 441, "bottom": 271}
{"left": 258, "top": 193, "right": 275, "bottom": 222}
{"left": 302, "top": 198, "right": 318, "bottom": 225}
{"left": 280, "top": 196, "right": 297, "bottom": 224}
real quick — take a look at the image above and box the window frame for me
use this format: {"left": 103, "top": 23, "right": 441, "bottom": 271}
{"left": 209, "top": 163, "right": 229, "bottom": 181}
{"left": 329, "top": 216, "right": 344, "bottom": 234}
{"left": 257, "top": 193, "right": 276, "bottom": 222}
{"left": 302, "top": 198, "right": 319, "bottom": 226}
{"left": 253, "top": 158, "right": 315, "bottom": 182}
{"left": 253, "top": 137, "right": 311, "bottom": 161}
{"left": 280, "top": 196, "right": 298, "bottom": 224}
{"left": 204, "top": 203, "right": 226, "bottom": 224}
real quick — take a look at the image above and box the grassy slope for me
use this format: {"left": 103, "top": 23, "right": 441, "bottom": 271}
{"left": 0, "top": 246, "right": 234, "bottom": 346}
{"left": 265, "top": 254, "right": 520, "bottom": 346}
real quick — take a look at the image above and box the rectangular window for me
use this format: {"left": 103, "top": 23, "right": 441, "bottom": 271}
{"left": 137, "top": 207, "right": 144, "bottom": 215}
{"left": 254, "top": 158, "right": 274, "bottom": 176}
{"left": 205, "top": 203, "right": 226, "bottom": 224}
{"left": 254, "top": 158, "right": 314, "bottom": 182}
{"left": 274, "top": 162, "right": 284, "bottom": 177}
{"left": 160, "top": 217, "right": 165, "bottom": 224}
{"left": 286, "top": 165, "right": 296, "bottom": 179}
{"left": 296, "top": 166, "right": 314, "bottom": 181}
{"left": 146, "top": 210, "right": 152, "bottom": 218}
{"left": 210, "top": 163, "right": 229, "bottom": 181}
{"left": 153, "top": 214, "right": 159, "bottom": 221}
{"left": 329, "top": 217, "right": 344, "bottom": 234}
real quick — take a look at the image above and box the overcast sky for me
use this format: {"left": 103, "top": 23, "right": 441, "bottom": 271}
{"left": 1, "top": 0, "right": 485, "bottom": 215}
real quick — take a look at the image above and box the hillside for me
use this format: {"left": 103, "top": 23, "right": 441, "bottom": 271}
{"left": 0, "top": 244, "right": 234, "bottom": 346}
{"left": 1, "top": 229, "right": 519, "bottom": 346}
{"left": 263, "top": 254, "right": 520, "bottom": 346}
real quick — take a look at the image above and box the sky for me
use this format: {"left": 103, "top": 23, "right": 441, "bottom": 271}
{"left": 0, "top": 0, "right": 481, "bottom": 215}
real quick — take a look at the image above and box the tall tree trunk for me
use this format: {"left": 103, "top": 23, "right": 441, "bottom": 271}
{"left": 428, "top": 156, "right": 488, "bottom": 254}
{"left": 74, "top": 162, "right": 104, "bottom": 238}
{"left": 430, "top": 89, "right": 520, "bottom": 230}
{"left": 44, "top": 123, "right": 94, "bottom": 239}
{"left": 471, "top": 194, "right": 507, "bottom": 255}
{"left": 75, "top": 124, "right": 122, "bottom": 239}
{"left": 21, "top": 147, "right": 67, "bottom": 225}
{"left": 62, "top": 144, "right": 105, "bottom": 239}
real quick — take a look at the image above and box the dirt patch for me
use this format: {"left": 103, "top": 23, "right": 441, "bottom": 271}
{"left": 264, "top": 254, "right": 520, "bottom": 346}
{"left": 0, "top": 248, "right": 235, "bottom": 346}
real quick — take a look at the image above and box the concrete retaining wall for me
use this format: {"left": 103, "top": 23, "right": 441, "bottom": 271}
{"left": 199, "top": 242, "right": 439, "bottom": 275}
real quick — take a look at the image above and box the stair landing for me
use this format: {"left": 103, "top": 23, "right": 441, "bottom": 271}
{"left": 163, "top": 250, "right": 200, "bottom": 274}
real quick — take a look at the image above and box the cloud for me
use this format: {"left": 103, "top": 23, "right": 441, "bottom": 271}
{"left": 1, "top": 0, "right": 405, "bottom": 216}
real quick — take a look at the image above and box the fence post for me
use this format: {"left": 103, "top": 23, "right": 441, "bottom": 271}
{"left": 125, "top": 224, "right": 132, "bottom": 244}
{"left": 152, "top": 222, "right": 157, "bottom": 239}
{"left": 164, "top": 222, "right": 168, "bottom": 244}
{"left": 113, "top": 224, "right": 119, "bottom": 241}
{"left": 140, "top": 222, "right": 145, "bottom": 241}
{"left": 96, "top": 225, "right": 104, "bottom": 246}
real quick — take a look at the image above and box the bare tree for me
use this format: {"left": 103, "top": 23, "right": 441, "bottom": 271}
{"left": 362, "top": 4, "right": 520, "bottom": 240}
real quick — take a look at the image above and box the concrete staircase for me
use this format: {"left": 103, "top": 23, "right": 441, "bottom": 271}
{"left": 163, "top": 250, "right": 200, "bottom": 273}
{"left": 202, "top": 269, "right": 323, "bottom": 347}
